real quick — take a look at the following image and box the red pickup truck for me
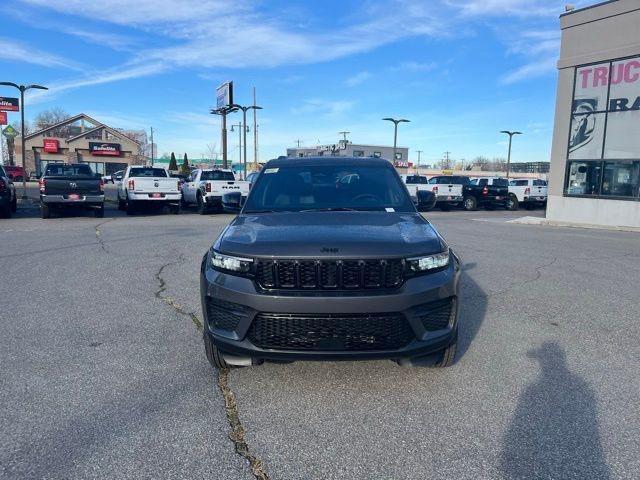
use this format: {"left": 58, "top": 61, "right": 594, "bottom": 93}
{"left": 4, "top": 165, "right": 28, "bottom": 182}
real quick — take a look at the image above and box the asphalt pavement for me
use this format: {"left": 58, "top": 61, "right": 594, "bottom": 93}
{"left": 1, "top": 201, "right": 638, "bottom": 479}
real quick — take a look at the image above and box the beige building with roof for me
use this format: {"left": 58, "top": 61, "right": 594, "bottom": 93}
{"left": 15, "top": 114, "right": 147, "bottom": 177}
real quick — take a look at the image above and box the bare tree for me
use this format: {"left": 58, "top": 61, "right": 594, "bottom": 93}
{"left": 33, "top": 108, "right": 70, "bottom": 131}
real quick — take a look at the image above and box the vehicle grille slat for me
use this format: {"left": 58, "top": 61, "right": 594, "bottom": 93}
{"left": 247, "top": 312, "right": 414, "bottom": 351}
{"left": 256, "top": 258, "right": 405, "bottom": 290}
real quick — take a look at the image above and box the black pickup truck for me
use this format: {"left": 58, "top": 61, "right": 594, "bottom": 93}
{"left": 462, "top": 177, "right": 510, "bottom": 210}
{"left": 39, "top": 163, "right": 105, "bottom": 218}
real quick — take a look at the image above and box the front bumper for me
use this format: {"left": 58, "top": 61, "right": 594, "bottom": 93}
{"left": 200, "top": 253, "right": 461, "bottom": 362}
{"left": 41, "top": 194, "right": 104, "bottom": 204}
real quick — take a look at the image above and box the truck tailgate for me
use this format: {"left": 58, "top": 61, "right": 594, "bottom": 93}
{"left": 44, "top": 177, "right": 101, "bottom": 196}
{"left": 132, "top": 178, "right": 179, "bottom": 193}
{"left": 208, "top": 181, "right": 250, "bottom": 196}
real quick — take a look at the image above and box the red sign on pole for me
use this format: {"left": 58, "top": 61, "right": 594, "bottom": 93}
{"left": 0, "top": 111, "right": 6, "bottom": 125}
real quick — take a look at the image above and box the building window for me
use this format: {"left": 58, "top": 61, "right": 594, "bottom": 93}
{"left": 601, "top": 162, "right": 639, "bottom": 198}
{"left": 353, "top": 150, "right": 364, "bottom": 157}
{"left": 566, "top": 54, "right": 640, "bottom": 200}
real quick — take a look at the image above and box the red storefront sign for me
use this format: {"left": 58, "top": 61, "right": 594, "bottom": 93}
{"left": 0, "top": 112, "right": 6, "bottom": 125}
{"left": 89, "top": 142, "right": 121, "bottom": 156}
{"left": 43, "top": 138, "right": 59, "bottom": 153}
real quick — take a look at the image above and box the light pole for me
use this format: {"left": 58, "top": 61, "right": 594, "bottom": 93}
{"left": 230, "top": 122, "right": 244, "bottom": 166}
{"left": 231, "top": 104, "right": 262, "bottom": 178}
{"left": 210, "top": 106, "right": 238, "bottom": 169}
{"left": 382, "top": 117, "right": 410, "bottom": 162}
{"left": 0, "top": 82, "right": 48, "bottom": 198}
{"left": 416, "top": 150, "right": 423, "bottom": 169}
{"left": 500, "top": 130, "right": 522, "bottom": 179}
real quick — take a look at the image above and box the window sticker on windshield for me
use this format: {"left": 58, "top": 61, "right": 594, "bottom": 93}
{"left": 264, "top": 168, "right": 279, "bottom": 174}
{"left": 385, "top": 207, "right": 395, "bottom": 212}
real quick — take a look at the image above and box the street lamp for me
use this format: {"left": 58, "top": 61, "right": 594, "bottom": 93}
{"left": 500, "top": 130, "right": 522, "bottom": 179}
{"left": 210, "top": 106, "right": 238, "bottom": 169}
{"left": 230, "top": 122, "right": 245, "bottom": 166}
{"left": 382, "top": 117, "right": 410, "bottom": 162}
{"left": 231, "top": 104, "right": 262, "bottom": 178}
{"left": 0, "top": 82, "right": 48, "bottom": 198}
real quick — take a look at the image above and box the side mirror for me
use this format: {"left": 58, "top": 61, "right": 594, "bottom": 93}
{"left": 222, "top": 191, "right": 245, "bottom": 213}
{"left": 416, "top": 190, "right": 436, "bottom": 211}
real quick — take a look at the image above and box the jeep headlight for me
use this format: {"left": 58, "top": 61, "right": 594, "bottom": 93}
{"left": 210, "top": 251, "right": 253, "bottom": 274}
{"left": 407, "top": 249, "right": 450, "bottom": 272}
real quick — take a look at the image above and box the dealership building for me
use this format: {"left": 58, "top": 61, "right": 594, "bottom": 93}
{"left": 547, "top": 0, "right": 640, "bottom": 228}
{"left": 16, "top": 114, "right": 146, "bottom": 176}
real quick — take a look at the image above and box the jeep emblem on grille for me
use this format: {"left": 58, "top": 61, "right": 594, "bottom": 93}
{"left": 321, "top": 247, "right": 339, "bottom": 253}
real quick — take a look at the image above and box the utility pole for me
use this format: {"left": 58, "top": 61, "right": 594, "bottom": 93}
{"left": 416, "top": 150, "right": 423, "bottom": 167}
{"left": 500, "top": 130, "right": 523, "bottom": 179}
{"left": 338, "top": 131, "right": 350, "bottom": 142}
{"left": 231, "top": 103, "right": 262, "bottom": 178}
{"left": 150, "top": 126, "right": 155, "bottom": 166}
{"left": 230, "top": 122, "right": 243, "bottom": 166}
{"left": 443, "top": 151, "right": 451, "bottom": 169}
{"left": 295, "top": 139, "right": 302, "bottom": 148}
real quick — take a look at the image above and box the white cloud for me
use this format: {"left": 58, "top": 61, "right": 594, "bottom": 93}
{"left": 445, "top": 0, "right": 565, "bottom": 17}
{"left": 290, "top": 99, "right": 355, "bottom": 117}
{"left": 345, "top": 71, "right": 372, "bottom": 87}
{"left": 0, "top": 37, "right": 82, "bottom": 70}
{"left": 501, "top": 56, "right": 557, "bottom": 84}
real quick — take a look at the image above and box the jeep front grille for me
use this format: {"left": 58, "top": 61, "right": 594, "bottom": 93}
{"left": 255, "top": 259, "right": 404, "bottom": 290}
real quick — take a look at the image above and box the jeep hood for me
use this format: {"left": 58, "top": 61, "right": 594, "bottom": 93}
{"left": 217, "top": 211, "right": 445, "bottom": 258}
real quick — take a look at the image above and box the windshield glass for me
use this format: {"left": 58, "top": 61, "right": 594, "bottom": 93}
{"left": 129, "top": 167, "right": 168, "bottom": 178}
{"left": 201, "top": 170, "right": 235, "bottom": 181}
{"left": 244, "top": 163, "right": 415, "bottom": 213}
{"left": 45, "top": 164, "right": 94, "bottom": 176}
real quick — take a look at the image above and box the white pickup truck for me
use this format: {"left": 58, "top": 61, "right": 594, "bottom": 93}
{"left": 424, "top": 175, "right": 467, "bottom": 211}
{"left": 401, "top": 174, "right": 430, "bottom": 203}
{"left": 180, "top": 168, "right": 249, "bottom": 214}
{"left": 117, "top": 166, "right": 181, "bottom": 215}
{"left": 507, "top": 179, "right": 548, "bottom": 210}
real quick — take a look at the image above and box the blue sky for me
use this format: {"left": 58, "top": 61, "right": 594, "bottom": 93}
{"left": 1, "top": 0, "right": 592, "bottom": 164}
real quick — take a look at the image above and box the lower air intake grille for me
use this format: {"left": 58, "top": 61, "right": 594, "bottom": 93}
{"left": 206, "top": 298, "right": 248, "bottom": 331}
{"left": 247, "top": 312, "right": 414, "bottom": 351}
{"left": 415, "top": 298, "right": 455, "bottom": 331}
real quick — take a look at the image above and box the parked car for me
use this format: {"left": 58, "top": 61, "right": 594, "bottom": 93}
{"left": 117, "top": 166, "right": 181, "bottom": 215}
{"left": 4, "top": 165, "right": 28, "bottom": 183}
{"left": 200, "top": 156, "right": 461, "bottom": 369}
{"left": 424, "top": 175, "right": 467, "bottom": 210}
{"left": 0, "top": 165, "right": 18, "bottom": 218}
{"left": 181, "top": 168, "right": 249, "bottom": 214}
{"left": 111, "top": 170, "right": 125, "bottom": 183}
{"left": 462, "top": 177, "right": 510, "bottom": 211}
{"left": 39, "top": 163, "right": 104, "bottom": 219}
{"left": 508, "top": 179, "right": 548, "bottom": 210}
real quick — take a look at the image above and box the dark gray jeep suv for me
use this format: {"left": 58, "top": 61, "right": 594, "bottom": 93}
{"left": 200, "top": 157, "right": 461, "bottom": 368}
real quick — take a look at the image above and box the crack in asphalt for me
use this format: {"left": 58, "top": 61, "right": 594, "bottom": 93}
{"left": 94, "top": 218, "right": 115, "bottom": 253}
{"left": 153, "top": 257, "right": 270, "bottom": 479}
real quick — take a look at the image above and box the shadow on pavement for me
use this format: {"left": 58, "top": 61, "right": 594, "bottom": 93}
{"left": 500, "top": 342, "right": 610, "bottom": 480}
{"left": 456, "top": 266, "right": 487, "bottom": 361}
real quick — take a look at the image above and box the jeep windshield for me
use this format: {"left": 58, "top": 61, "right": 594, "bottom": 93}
{"left": 243, "top": 163, "right": 415, "bottom": 213}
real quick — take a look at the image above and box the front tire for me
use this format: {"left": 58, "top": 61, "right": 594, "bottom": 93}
{"left": 204, "top": 333, "right": 233, "bottom": 369}
{"left": 94, "top": 204, "right": 105, "bottom": 218}
{"left": 506, "top": 194, "right": 519, "bottom": 211}
{"left": 117, "top": 195, "right": 126, "bottom": 211}
{"left": 463, "top": 196, "right": 477, "bottom": 211}
{"left": 126, "top": 200, "right": 136, "bottom": 216}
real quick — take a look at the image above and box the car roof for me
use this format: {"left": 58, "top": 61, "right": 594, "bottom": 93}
{"left": 265, "top": 156, "right": 393, "bottom": 168}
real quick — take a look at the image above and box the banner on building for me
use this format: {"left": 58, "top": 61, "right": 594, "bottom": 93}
{"left": 89, "top": 142, "right": 121, "bottom": 156}
{"left": 44, "top": 138, "right": 59, "bottom": 153}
